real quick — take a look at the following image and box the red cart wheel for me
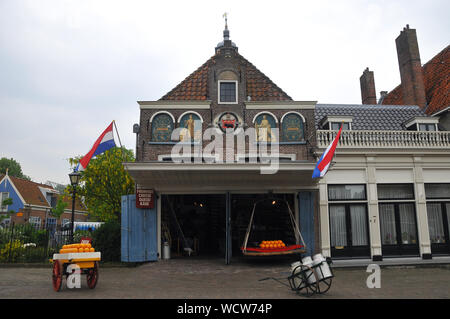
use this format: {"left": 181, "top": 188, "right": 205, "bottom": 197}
{"left": 52, "top": 260, "right": 63, "bottom": 292}
{"left": 86, "top": 262, "right": 99, "bottom": 289}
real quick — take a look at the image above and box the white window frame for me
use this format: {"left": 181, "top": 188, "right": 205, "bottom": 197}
{"left": 0, "top": 192, "right": 9, "bottom": 212}
{"left": 404, "top": 117, "right": 439, "bottom": 132}
{"left": 29, "top": 216, "right": 41, "bottom": 230}
{"left": 320, "top": 116, "right": 353, "bottom": 131}
{"left": 218, "top": 80, "right": 238, "bottom": 104}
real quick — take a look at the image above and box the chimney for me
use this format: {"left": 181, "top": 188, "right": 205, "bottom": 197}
{"left": 395, "top": 24, "right": 427, "bottom": 108}
{"left": 360, "top": 67, "right": 377, "bottom": 104}
{"left": 378, "top": 91, "right": 388, "bottom": 104}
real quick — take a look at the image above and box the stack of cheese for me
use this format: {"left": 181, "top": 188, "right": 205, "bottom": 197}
{"left": 259, "top": 240, "right": 286, "bottom": 249}
{"left": 59, "top": 243, "right": 95, "bottom": 254}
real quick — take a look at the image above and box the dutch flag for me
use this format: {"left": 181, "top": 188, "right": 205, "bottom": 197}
{"left": 75, "top": 121, "right": 116, "bottom": 172}
{"left": 312, "top": 123, "right": 343, "bottom": 179}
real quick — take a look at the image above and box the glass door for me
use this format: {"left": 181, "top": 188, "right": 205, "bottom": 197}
{"left": 329, "top": 204, "right": 370, "bottom": 258}
{"left": 379, "top": 203, "right": 419, "bottom": 256}
{"left": 427, "top": 203, "right": 450, "bottom": 255}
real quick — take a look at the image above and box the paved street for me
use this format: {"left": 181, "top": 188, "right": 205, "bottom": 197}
{"left": 1, "top": 257, "right": 449, "bottom": 299}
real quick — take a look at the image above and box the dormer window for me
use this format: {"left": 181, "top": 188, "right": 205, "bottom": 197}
{"left": 219, "top": 80, "right": 237, "bottom": 103}
{"left": 330, "top": 122, "right": 350, "bottom": 131}
{"left": 320, "top": 116, "right": 353, "bottom": 131}
{"left": 404, "top": 117, "right": 439, "bottom": 132}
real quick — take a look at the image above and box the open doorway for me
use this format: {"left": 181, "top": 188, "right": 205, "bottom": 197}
{"left": 162, "top": 194, "right": 226, "bottom": 258}
{"left": 231, "top": 193, "right": 296, "bottom": 256}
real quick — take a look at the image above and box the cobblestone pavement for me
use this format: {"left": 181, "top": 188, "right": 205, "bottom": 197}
{"left": 0, "top": 257, "right": 449, "bottom": 299}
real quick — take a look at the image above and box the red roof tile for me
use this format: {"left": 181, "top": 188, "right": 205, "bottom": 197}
{"left": 159, "top": 53, "right": 292, "bottom": 102}
{"left": 382, "top": 45, "right": 449, "bottom": 114}
{"left": 0, "top": 174, "right": 86, "bottom": 211}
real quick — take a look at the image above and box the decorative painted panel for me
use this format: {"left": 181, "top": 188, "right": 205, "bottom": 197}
{"left": 282, "top": 113, "right": 304, "bottom": 142}
{"left": 151, "top": 113, "right": 174, "bottom": 142}
{"left": 254, "top": 113, "right": 277, "bottom": 142}
{"left": 179, "top": 113, "right": 202, "bottom": 141}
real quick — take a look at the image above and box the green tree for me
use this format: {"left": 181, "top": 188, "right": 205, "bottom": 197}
{"left": 69, "top": 147, "right": 135, "bottom": 222}
{"left": 0, "top": 157, "right": 31, "bottom": 180}
{"left": 0, "top": 197, "right": 14, "bottom": 223}
{"left": 50, "top": 198, "right": 68, "bottom": 219}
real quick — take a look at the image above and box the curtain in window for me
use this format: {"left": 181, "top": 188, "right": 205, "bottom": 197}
{"left": 425, "top": 184, "right": 450, "bottom": 199}
{"left": 378, "top": 184, "right": 414, "bottom": 200}
{"left": 329, "top": 205, "right": 347, "bottom": 247}
{"left": 328, "top": 185, "right": 366, "bottom": 200}
{"left": 379, "top": 204, "right": 397, "bottom": 244}
{"left": 399, "top": 203, "right": 417, "bottom": 244}
{"left": 350, "top": 205, "right": 368, "bottom": 246}
{"left": 447, "top": 204, "right": 450, "bottom": 236}
{"left": 427, "top": 203, "right": 445, "bottom": 243}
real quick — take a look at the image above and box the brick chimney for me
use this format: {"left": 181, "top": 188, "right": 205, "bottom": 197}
{"left": 360, "top": 67, "right": 377, "bottom": 104}
{"left": 395, "top": 25, "right": 427, "bottom": 108}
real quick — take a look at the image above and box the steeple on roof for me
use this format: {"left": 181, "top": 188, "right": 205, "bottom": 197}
{"left": 159, "top": 18, "right": 292, "bottom": 102}
{"left": 216, "top": 13, "right": 237, "bottom": 52}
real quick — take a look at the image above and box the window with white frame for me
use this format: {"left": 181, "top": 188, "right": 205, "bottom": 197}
{"left": 404, "top": 117, "right": 439, "bottom": 132}
{"left": 29, "top": 216, "right": 41, "bottom": 230}
{"left": 219, "top": 81, "right": 237, "bottom": 103}
{"left": 320, "top": 116, "right": 353, "bottom": 131}
{"left": 46, "top": 217, "right": 57, "bottom": 230}
{"left": 0, "top": 192, "right": 9, "bottom": 212}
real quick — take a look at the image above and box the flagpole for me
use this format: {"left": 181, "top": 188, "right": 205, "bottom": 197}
{"left": 112, "top": 120, "right": 128, "bottom": 163}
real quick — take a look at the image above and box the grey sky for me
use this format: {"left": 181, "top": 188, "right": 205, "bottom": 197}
{"left": 0, "top": 0, "right": 448, "bottom": 185}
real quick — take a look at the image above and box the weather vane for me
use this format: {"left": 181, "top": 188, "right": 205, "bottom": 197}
{"left": 223, "top": 12, "right": 228, "bottom": 29}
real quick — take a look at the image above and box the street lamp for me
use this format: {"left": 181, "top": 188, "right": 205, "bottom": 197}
{"left": 68, "top": 170, "right": 81, "bottom": 243}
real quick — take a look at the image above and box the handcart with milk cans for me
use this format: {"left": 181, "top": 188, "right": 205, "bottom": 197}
{"left": 260, "top": 253, "right": 334, "bottom": 297}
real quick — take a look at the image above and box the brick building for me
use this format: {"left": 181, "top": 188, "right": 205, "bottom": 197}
{"left": 360, "top": 25, "right": 450, "bottom": 129}
{"left": 0, "top": 173, "right": 88, "bottom": 229}
{"left": 122, "top": 23, "right": 450, "bottom": 263}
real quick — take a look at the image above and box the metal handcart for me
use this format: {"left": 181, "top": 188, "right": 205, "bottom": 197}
{"left": 260, "top": 255, "right": 334, "bottom": 296}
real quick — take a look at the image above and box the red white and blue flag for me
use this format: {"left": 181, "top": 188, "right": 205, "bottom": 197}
{"left": 75, "top": 122, "right": 116, "bottom": 172}
{"left": 312, "top": 123, "right": 343, "bottom": 178}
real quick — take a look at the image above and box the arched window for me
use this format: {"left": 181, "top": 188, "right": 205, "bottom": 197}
{"left": 151, "top": 112, "right": 174, "bottom": 142}
{"left": 281, "top": 112, "right": 305, "bottom": 142}
{"left": 178, "top": 112, "right": 203, "bottom": 141}
{"left": 253, "top": 112, "right": 278, "bottom": 142}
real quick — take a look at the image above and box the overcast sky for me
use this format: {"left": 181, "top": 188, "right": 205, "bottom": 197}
{"left": 0, "top": 0, "right": 448, "bottom": 185}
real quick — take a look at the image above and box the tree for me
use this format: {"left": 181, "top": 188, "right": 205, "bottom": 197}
{"left": 0, "top": 197, "right": 14, "bottom": 223}
{"left": 50, "top": 198, "right": 68, "bottom": 219}
{"left": 0, "top": 157, "right": 31, "bottom": 180}
{"left": 68, "top": 147, "right": 135, "bottom": 222}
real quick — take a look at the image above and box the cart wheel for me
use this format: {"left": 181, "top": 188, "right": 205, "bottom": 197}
{"left": 316, "top": 277, "right": 332, "bottom": 294}
{"left": 52, "top": 260, "right": 63, "bottom": 292}
{"left": 288, "top": 265, "right": 318, "bottom": 297}
{"left": 86, "top": 262, "right": 99, "bottom": 289}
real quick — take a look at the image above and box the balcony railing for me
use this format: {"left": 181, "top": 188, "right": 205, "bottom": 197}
{"left": 316, "top": 129, "right": 450, "bottom": 149}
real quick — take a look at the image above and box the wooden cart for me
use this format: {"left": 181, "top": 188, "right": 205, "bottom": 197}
{"left": 51, "top": 251, "right": 101, "bottom": 291}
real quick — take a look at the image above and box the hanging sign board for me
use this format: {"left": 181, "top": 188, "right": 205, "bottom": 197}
{"left": 136, "top": 189, "right": 154, "bottom": 209}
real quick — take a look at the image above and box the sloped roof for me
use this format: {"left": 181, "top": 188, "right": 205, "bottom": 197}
{"left": 315, "top": 104, "right": 427, "bottom": 131}
{"left": 382, "top": 45, "right": 450, "bottom": 114}
{"left": 0, "top": 174, "right": 86, "bottom": 211}
{"left": 1, "top": 174, "right": 53, "bottom": 207}
{"left": 160, "top": 53, "right": 292, "bottom": 101}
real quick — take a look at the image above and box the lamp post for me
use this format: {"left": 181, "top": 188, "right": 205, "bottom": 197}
{"left": 68, "top": 170, "right": 81, "bottom": 243}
